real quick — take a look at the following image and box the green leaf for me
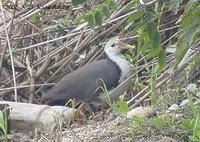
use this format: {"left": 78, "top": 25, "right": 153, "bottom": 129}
{"left": 157, "top": 49, "right": 166, "bottom": 70}
{"left": 125, "top": 0, "right": 139, "bottom": 10}
{"left": 148, "top": 48, "right": 161, "bottom": 58}
{"left": 102, "top": 5, "right": 110, "bottom": 18}
{"left": 95, "top": 10, "right": 103, "bottom": 26}
{"left": 175, "top": 3, "right": 200, "bottom": 66}
{"left": 72, "top": 0, "right": 87, "bottom": 6}
{"left": 87, "top": 13, "right": 96, "bottom": 28}
{"left": 117, "top": 100, "right": 129, "bottom": 113}
{"left": 195, "top": 130, "right": 200, "bottom": 139}
{"left": 145, "top": 11, "right": 156, "bottom": 22}
{"left": 127, "top": 10, "right": 144, "bottom": 24}
{"left": 175, "top": 38, "right": 189, "bottom": 66}
{"left": 175, "top": 2, "right": 200, "bottom": 66}
{"left": 132, "top": 116, "right": 143, "bottom": 123}
{"left": 175, "top": 24, "right": 200, "bottom": 66}
{"left": 146, "top": 22, "right": 157, "bottom": 40}
{"left": 109, "top": 0, "right": 118, "bottom": 10}
{"left": 153, "top": 49, "right": 166, "bottom": 73}
{"left": 193, "top": 5, "right": 200, "bottom": 16}
{"left": 132, "top": 22, "right": 145, "bottom": 32}
{"left": 152, "top": 31, "right": 161, "bottom": 49}
{"left": 75, "top": 14, "right": 85, "bottom": 24}
{"left": 30, "top": 13, "right": 42, "bottom": 24}
{"left": 145, "top": 21, "right": 162, "bottom": 58}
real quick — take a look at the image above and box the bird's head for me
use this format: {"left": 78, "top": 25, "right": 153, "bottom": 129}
{"left": 104, "top": 37, "right": 127, "bottom": 56}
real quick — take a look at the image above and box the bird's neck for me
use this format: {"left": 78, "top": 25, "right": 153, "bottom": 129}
{"left": 107, "top": 54, "right": 130, "bottom": 79}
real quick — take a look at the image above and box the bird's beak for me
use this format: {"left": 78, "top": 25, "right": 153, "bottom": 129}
{"left": 116, "top": 41, "right": 129, "bottom": 52}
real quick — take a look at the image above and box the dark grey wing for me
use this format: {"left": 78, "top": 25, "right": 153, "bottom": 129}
{"left": 42, "top": 59, "right": 121, "bottom": 105}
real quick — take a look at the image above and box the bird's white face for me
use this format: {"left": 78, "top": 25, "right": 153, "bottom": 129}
{"left": 104, "top": 37, "right": 121, "bottom": 56}
{"left": 104, "top": 37, "right": 131, "bottom": 83}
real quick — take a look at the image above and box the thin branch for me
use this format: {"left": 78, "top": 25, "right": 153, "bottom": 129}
{"left": 0, "top": 2, "right": 18, "bottom": 101}
{"left": 0, "top": 83, "right": 55, "bottom": 91}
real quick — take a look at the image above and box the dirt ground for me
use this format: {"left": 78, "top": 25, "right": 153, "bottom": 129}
{"left": 7, "top": 114, "right": 178, "bottom": 142}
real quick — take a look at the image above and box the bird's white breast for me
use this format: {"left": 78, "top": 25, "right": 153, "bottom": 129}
{"left": 107, "top": 54, "right": 131, "bottom": 81}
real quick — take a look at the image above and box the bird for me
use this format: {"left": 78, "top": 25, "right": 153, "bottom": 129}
{"left": 41, "top": 37, "right": 132, "bottom": 108}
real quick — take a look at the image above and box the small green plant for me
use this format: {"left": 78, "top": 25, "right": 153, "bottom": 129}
{"left": 117, "top": 95, "right": 129, "bottom": 114}
{"left": 100, "top": 81, "right": 129, "bottom": 115}
{"left": 75, "top": 0, "right": 118, "bottom": 27}
{"left": 30, "top": 13, "right": 43, "bottom": 24}
{"left": 149, "top": 116, "right": 173, "bottom": 128}
{"left": 177, "top": 84, "right": 200, "bottom": 141}
{"left": 70, "top": 99, "right": 76, "bottom": 124}
{"left": 175, "top": 1, "right": 200, "bottom": 67}
{"left": 64, "top": 99, "right": 76, "bottom": 124}
{"left": 0, "top": 105, "right": 9, "bottom": 142}
{"left": 100, "top": 82, "right": 114, "bottom": 109}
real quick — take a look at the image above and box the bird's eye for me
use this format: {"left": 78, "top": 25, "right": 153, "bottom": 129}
{"left": 111, "top": 43, "right": 115, "bottom": 47}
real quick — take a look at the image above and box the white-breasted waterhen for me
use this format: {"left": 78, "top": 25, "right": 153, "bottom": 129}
{"left": 41, "top": 37, "right": 132, "bottom": 112}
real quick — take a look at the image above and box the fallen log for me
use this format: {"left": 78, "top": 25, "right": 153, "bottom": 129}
{"left": 0, "top": 101, "right": 74, "bottom": 133}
